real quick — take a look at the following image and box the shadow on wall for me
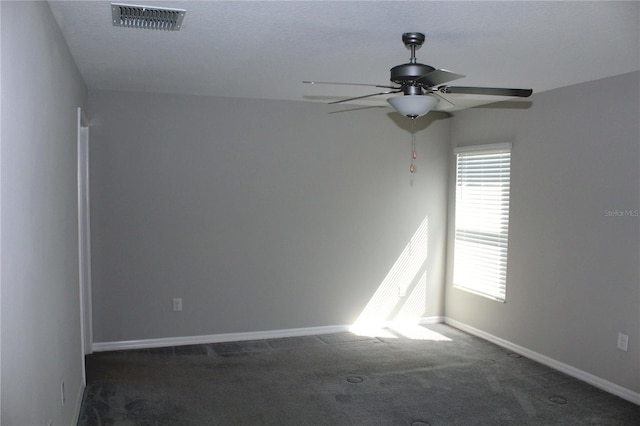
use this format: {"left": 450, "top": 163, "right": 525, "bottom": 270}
{"left": 350, "top": 216, "right": 450, "bottom": 342}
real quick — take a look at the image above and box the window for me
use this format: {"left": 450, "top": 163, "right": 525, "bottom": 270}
{"left": 453, "top": 143, "right": 511, "bottom": 302}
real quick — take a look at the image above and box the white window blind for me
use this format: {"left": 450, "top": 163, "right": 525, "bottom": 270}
{"left": 453, "top": 143, "right": 511, "bottom": 302}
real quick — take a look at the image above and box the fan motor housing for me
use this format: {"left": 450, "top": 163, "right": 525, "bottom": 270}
{"left": 390, "top": 63, "right": 435, "bottom": 85}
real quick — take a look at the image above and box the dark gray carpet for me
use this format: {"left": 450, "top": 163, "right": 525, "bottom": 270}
{"left": 78, "top": 324, "right": 640, "bottom": 425}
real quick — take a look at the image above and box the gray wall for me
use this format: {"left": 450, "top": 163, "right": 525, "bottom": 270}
{"left": 88, "top": 90, "right": 451, "bottom": 343}
{"left": 445, "top": 71, "right": 640, "bottom": 393}
{"left": 1, "top": 1, "right": 88, "bottom": 425}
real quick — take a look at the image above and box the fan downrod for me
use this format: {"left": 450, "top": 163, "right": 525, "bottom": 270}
{"left": 402, "top": 32, "right": 425, "bottom": 65}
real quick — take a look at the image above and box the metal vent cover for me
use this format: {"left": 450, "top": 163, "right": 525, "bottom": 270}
{"left": 111, "top": 3, "right": 186, "bottom": 31}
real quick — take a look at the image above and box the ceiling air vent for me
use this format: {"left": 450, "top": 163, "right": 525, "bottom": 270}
{"left": 111, "top": 3, "right": 186, "bottom": 31}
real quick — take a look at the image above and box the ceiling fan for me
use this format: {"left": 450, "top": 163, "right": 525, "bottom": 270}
{"left": 304, "top": 32, "right": 533, "bottom": 119}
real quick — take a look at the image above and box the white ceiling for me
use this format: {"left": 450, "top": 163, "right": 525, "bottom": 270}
{"left": 49, "top": 1, "right": 640, "bottom": 110}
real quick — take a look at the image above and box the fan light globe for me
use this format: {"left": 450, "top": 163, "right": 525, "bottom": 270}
{"left": 387, "top": 95, "right": 439, "bottom": 118}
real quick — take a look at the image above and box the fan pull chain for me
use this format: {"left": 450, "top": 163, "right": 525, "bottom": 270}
{"left": 410, "top": 118, "right": 417, "bottom": 173}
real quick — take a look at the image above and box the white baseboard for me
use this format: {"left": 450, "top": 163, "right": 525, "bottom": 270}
{"left": 444, "top": 317, "right": 640, "bottom": 406}
{"left": 92, "top": 318, "right": 447, "bottom": 352}
{"left": 419, "top": 316, "right": 445, "bottom": 325}
{"left": 92, "top": 324, "right": 351, "bottom": 352}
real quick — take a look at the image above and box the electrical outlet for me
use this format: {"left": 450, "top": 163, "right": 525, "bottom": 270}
{"left": 61, "top": 380, "right": 66, "bottom": 405}
{"left": 172, "top": 298, "right": 182, "bottom": 312}
{"left": 617, "top": 332, "right": 629, "bottom": 351}
{"left": 398, "top": 286, "right": 406, "bottom": 297}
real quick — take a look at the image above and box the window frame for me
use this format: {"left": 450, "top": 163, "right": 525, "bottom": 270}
{"left": 452, "top": 143, "right": 512, "bottom": 303}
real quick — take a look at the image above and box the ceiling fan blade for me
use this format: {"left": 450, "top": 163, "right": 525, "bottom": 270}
{"left": 304, "top": 81, "right": 399, "bottom": 90}
{"left": 415, "top": 69, "right": 465, "bottom": 86}
{"left": 439, "top": 86, "right": 533, "bottom": 97}
{"left": 328, "top": 90, "right": 402, "bottom": 105}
